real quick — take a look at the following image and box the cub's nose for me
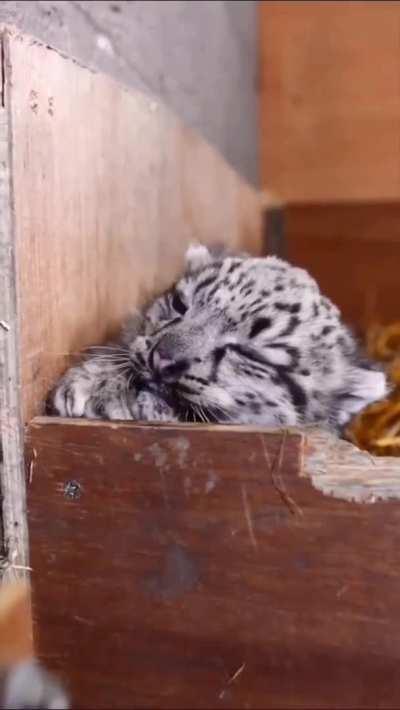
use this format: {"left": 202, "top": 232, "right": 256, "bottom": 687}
{"left": 152, "top": 350, "right": 173, "bottom": 373}
{"left": 152, "top": 349, "right": 188, "bottom": 381}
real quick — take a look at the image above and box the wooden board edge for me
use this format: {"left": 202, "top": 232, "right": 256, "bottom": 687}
{"left": 0, "top": 28, "right": 30, "bottom": 580}
{"left": 27, "top": 416, "right": 304, "bottom": 436}
{"left": 27, "top": 417, "right": 400, "bottom": 504}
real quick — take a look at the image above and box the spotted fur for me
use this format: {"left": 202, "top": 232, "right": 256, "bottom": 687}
{"left": 49, "top": 245, "right": 388, "bottom": 431}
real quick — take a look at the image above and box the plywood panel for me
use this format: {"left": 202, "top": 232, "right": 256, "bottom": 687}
{"left": 3, "top": 29, "right": 261, "bottom": 423}
{"left": 286, "top": 202, "right": 400, "bottom": 331}
{"left": 27, "top": 418, "right": 400, "bottom": 709}
{"left": 260, "top": 1, "right": 400, "bottom": 202}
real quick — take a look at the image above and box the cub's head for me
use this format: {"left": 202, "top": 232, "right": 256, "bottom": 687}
{"left": 129, "top": 244, "right": 317, "bottom": 425}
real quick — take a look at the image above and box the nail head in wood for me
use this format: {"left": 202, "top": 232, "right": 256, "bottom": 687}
{"left": 64, "top": 480, "right": 82, "bottom": 500}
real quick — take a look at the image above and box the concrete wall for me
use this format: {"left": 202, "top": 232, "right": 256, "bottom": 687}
{"left": 0, "top": 1, "right": 259, "bottom": 185}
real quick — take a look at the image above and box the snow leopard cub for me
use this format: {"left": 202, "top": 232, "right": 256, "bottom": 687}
{"left": 49, "top": 244, "right": 388, "bottom": 431}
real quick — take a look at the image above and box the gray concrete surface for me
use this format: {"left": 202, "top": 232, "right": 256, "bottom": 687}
{"left": 0, "top": 1, "right": 259, "bottom": 184}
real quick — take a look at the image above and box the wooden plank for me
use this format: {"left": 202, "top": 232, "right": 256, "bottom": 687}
{"left": 0, "top": 26, "right": 261, "bottom": 577}
{"left": 3, "top": 27, "right": 261, "bottom": 424}
{"left": 27, "top": 418, "right": 400, "bottom": 709}
{"left": 0, "top": 32, "right": 29, "bottom": 578}
{"left": 286, "top": 202, "right": 400, "bottom": 331}
{"left": 260, "top": 1, "right": 400, "bottom": 202}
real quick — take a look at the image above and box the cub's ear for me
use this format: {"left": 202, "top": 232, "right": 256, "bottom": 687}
{"left": 185, "top": 243, "right": 213, "bottom": 272}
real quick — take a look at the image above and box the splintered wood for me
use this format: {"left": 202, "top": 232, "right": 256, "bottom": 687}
{"left": 27, "top": 418, "right": 400, "bottom": 709}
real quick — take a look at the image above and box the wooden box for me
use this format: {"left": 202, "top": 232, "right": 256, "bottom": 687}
{"left": 1, "top": 25, "right": 399, "bottom": 710}
{"left": 26, "top": 421, "right": 400, "bottom": 709}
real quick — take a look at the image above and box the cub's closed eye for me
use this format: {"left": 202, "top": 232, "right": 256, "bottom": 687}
{"left": 249, "top": 317, "right": 272, "bottom": 338}
{"left": 172, "top": 291, "right": 188, "bottom": 315}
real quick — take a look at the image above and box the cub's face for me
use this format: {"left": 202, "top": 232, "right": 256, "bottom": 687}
{"left": 129, "top": 245, "right": 318, "bottom": 425}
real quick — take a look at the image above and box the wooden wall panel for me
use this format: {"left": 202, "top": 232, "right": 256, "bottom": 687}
{"left": 286, "top": 202, "right": 400, "bottom": 332}
{"left": 3, "top": 29, "right": 262, "bottom": 423}
{"left": 27, "top": 418, "right": 400, "bottom": 709}
{"left": 260, "top": 1, "right": 400, "bottom": 202}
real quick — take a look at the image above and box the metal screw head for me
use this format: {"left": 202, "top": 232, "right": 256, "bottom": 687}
{"left": 64, "top": 480, "right": 82, "bottom": 500}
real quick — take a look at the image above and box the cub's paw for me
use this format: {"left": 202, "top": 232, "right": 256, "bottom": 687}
{"left": 47, "top": 369, "right": 95, "bottom": 418}
{"left": 135, "top": 390, "right": 178, "bottom": 422}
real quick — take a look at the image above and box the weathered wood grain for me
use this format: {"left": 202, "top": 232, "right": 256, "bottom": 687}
{"left": 0, "top": 34, "right": 29, "bottom": 578}
{"left": 27, "top": 418, "right": 400, "bottom": 708}
{"left": 303, "top": 428, "right": 400, "bottom": 503}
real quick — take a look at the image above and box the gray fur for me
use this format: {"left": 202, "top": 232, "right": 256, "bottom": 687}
{"left": 2, "top": 661, "right": 69, "bottom": 709}
{"left": 49, "top": 245, "right": 388, "bottom": 431}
